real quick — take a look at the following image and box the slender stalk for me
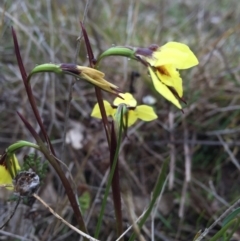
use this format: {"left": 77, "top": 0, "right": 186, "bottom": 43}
{"left": 17, "top": 112, "right": 88, "bottom": 237}
{"left": 94, "top": 111, "right": 124, "bottom": 239}
{"left": 77, "top": 23, "right": 126, "bottom": 238}
{"left": 81, "top": 22, "right": 111, "bottom": 146}
{"left": 12, "top": 27, "right": 88, "bottom": 236}
{"left": 94, "top": 87, "right": 110, "bottom": 145}
{"left": 11, "top": 27, "right": 56, "bottom": 155}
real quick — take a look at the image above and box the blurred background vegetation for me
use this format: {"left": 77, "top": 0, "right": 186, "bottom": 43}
{"left": 1, "top": 0, "right": 240, "bottom": 240}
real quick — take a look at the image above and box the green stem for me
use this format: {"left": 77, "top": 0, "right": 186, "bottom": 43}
{"left": 27, "top": 63, "right": 62, "bottom": 82}
{"left": 96, "top": 46, "right": 137, "bottom": 68}
{"left": 94, "top": 87, "right": 110, "bottom": 145}
{"left": 6, "top": 141, "right": 40, "bottom": 153}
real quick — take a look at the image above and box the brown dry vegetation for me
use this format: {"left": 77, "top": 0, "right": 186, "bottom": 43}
{"left": 1, "top": 0, "right": 240, "bottom": 240}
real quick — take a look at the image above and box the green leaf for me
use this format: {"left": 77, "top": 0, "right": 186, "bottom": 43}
{"left": 128, "top": 160, "right": 168, "bottom": 241}
{"left": 223, "top": 207, "right": 240, "bottom": 226}
{"left": 209, "top": 217, "right": 240, "bottom": 241}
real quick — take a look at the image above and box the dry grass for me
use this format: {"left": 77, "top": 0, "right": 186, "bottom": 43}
{"left": 1, "top": 0, "right": 240, "bottom": 240}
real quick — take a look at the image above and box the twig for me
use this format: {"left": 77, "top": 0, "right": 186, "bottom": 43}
{"left": 176, "top": 179, "right": 188, "bottom": 239}
{"left": 33, "top": 193, "right": 99, "bottom": 241}
{"left": 0, "top": 230, "right": 32, "bottom": 241}
{"left": 115, "top": 201, "right": 146, "bottom": 241}
{"left": 123, "top": 184, "right": 145, "bottom": 241}
{"left": 151, "top": 175, "right": 169, "bottom": 241}
{"left": 0, "top": 197, "right": 20, "bottom": 229}
{"left": 195, "top": 197, "right": 240, "bottom": 241}
{"left": 116, "top": 175, "right": 169, "bottom": 241}
{"left": 217, "top": 134, "right": 240, "bottom": 170}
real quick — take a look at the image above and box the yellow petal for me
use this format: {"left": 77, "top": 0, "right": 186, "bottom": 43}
{"left": 91, "top": 100, "right": 114, "bottom": 118}
{"left": 149, "top": 67, "right": 182, "bottom": 109}
{"left": 135, "top": 105, "right": 158, "bottom": 121}
{"left": 149, "top": 42, "right": 198, "bottom": 69}
{"left": 78, "top": 66, "right": 105, "bottom": 79}
{"left": 123, "top": 110, "right": 138, "bottom": 127}
{"left": 156, "top": 65, "right": 183, "bottom": 97}
{"left": 81, "top": 72, "right": 119, "bottom": 94}
{"left": 75, "top": 66, "right": 119, "bottom": 95}
{"left": 113, "top": 93, "right": 137, "bottom": 107}
{"left": 0, "top": 165, "right": 13, "bottom": 190}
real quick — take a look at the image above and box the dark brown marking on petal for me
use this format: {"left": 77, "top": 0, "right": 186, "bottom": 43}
{"left": 111, "top": 105, "right": 136, "bottom": 110}
{"left": 168, "top": 86, "right": 187, "bottom": 105}
{"left": 60, "top": 63, "right": 80, "bottom": 75}
{"left": 110, "top": 87, "right": 123, "bottom": 99}
{"left": 156, "top": 66, "right": 171, "bottom": 77}
{"left": 128, "top": 106, "right": 136, "bottom": 110}
{"left": 0, "top": 152, "right": 7, "bottom": 165}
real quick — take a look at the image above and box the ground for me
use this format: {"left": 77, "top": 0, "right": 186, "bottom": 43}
{"left": 1, "top": 0, "right": 240, "bottom": 240}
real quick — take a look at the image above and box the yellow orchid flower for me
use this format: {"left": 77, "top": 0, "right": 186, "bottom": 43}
{"left": 91, "top": 93, "right": 157, "bottom": 127}
{"left": 29, "top": 63, "right": 121, "bottom": 96}
{"left": 0, "top": 154, "right": 20, "bottom": 190}
{"left": 136, "top": 42, "right": 199, "bottom": 109}
{"left": 60, "top": 64, "right": 120, "bottom": 95}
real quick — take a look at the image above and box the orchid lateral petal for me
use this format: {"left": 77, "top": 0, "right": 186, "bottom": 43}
{"left": 125, "top": 110, "right": 138, "bottom": 127}
{"left": 135, "top": 105, "right": 158, "bottom": 121}
{"left": 91, "top": 100, "right": 114, "bottom": 118}
{"left": 148, "top": 67, "right": 182, "bottom": 109}
{"left": 0, "top": 153, "right": 21, "bottom": 190}
{"left": 0, "top": 165, "right": 14, "bottom": 189}
{"left": 113, "top": 93, "right": 137, "bottom": 107}
{"left": 155, "top": 65, "right": 183, "bottom": 97}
